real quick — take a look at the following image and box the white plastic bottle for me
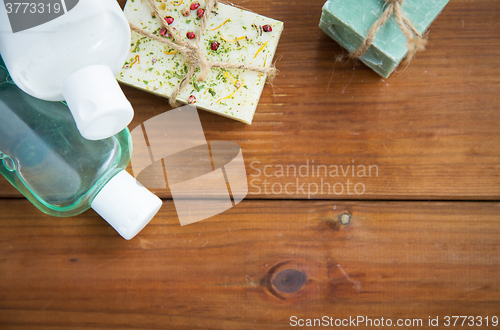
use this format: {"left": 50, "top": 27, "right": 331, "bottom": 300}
{"left": 0, "top": 0, "right": 134, "bottom": 140}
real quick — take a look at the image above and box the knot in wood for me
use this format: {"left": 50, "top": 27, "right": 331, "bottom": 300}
{"left": 272, "top": 269, "right": 307, "bottom": 293}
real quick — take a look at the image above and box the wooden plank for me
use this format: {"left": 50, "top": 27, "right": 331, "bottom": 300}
{"left": 0, "top": 199, "right": 499, "bottom": 329}
{"left": 1, "top": 0, "right": 499, "bottom": 200}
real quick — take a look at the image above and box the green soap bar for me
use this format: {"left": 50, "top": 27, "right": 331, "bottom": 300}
{"left": 320, "top": 0, "right": 449, "bottom": 78}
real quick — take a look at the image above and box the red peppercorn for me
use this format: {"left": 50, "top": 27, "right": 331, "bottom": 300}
{"left": 186, "top": 32, "right": 196, "bottom": 39}
{"left": 182, "top": 8, "right": 190, "bottom": 17}
{"left": 197, "top": 8, "right": 205, "bottom": 18}
{"left": 190, "top": 2, "right": 200, "bottom": 10}
{"left": 211, "top": 41, "right": 220, "bottom": 51}
{"left": 262, "top": 24, "right": 272, "bottom": 32}
{"left": 187, "top": 95, "right": 196, "bottom": 104}
{"left": 159, "top": 27, "right": 171, "bottom": 38}
{"left": 165, "top": 16, "right": 174, "bottom": 25}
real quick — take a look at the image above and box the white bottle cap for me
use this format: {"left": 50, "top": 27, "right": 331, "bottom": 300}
{"left": 62, "top": 65, "right": 134, "bottom": 140}
{"left": 91, "top": 171, "right": 162, "bottom": 240}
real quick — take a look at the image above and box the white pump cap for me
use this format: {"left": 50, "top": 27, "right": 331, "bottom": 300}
{"left": 91, "top": 171, "right": 162, "bottom": 240}
{"left": 62, "top": 65, "right": 134, "bottom": 140}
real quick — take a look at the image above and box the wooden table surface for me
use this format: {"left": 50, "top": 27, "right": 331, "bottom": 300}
{"left": 1, "top": 0, "right": 500, "bottom": 328}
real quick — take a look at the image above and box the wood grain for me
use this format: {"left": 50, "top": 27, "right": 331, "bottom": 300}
{"left": 1, "top": 199, "right": 499, "bottom": 329}
{"left": 1, "top": 0, "right": 499, "bottom": 328}
{"left": 1, "top": 0, "right": 499, "bottom": 200}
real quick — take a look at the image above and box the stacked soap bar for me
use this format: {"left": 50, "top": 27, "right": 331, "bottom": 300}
{"left": 320, "top": 0, "right": 449, "bottom": 78}
{"left": 117, "top": 0, "right": 283, "bottom": 124}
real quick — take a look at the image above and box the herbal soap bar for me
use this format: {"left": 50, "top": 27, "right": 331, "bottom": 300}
{"left": 320, "top": 0, "right": 449, "bottom": 78}
{"left": 117, "top": 0, "right": 283, "bottom": 124}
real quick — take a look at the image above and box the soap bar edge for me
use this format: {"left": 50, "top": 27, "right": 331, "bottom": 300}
{"left": 320, "top": 0, "right": 450, "bottom": 78}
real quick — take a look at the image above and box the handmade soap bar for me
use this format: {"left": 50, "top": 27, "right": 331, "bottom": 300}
{"left": 117, "top": 0, "right": 283, "bottom": 124}
{"left": 320, "top": 0, "right": 449, "bottom": 78}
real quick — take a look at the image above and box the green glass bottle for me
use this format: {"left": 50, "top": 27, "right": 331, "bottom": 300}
{"left": 0, "top": 59, "right": 161, "bottom": 239}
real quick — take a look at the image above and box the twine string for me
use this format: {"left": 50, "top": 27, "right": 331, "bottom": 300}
{"left": 349, "top": 0, "right": 427, "bottom": 64}
{"left": 130, "top": 0, "right": 277, "bottom": 107}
